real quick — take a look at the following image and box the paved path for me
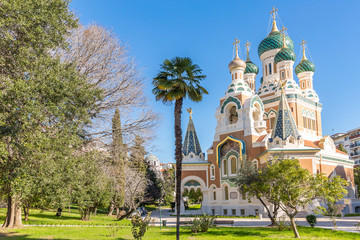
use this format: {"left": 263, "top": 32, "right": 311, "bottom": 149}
{"left": 149, "top": 208, "right": 360, "bottom": 233}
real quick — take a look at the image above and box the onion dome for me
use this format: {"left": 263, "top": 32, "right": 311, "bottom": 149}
{"left": 244, "top": 48, "right": 259, "bottom": 74}
{"left": 274, "top": 47, "right": 296, "bottom": 64}
{"left": 295, "top": 46, "right": 315, "bottom": 75}
{"left": 228, "top": 56, "right": 246, "bottom": 70}
{"left": 258, "top": 20, "right": 294, "bottom": 57}
{"left": 244, "top": 59, "right": 259, "bottom": 74}
{"left": 229, "top": 38, "right": 246, "bottom": 71}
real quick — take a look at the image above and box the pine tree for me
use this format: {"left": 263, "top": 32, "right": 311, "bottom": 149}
{"left": 109, "top": 108, "right": 126, "bottom": 216}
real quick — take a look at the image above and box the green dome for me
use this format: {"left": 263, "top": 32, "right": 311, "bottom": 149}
{"left": 244, "top": 60, "right": 259, "bottom": 74}
{"left": 258, "top": 31, "right": 294, "bottom": 57}
{"left": 274, "top": 47, "right": 296, "bottom": 64}
{"left": 295, "top": 59, "right": 315, "bottom": 75}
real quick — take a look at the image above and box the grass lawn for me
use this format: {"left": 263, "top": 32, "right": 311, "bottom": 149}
{"left": 186, "top": 203, "right": 201, "bottom": 210}
{"left": 0, "top": 226, "right": 360, "bottom": 239}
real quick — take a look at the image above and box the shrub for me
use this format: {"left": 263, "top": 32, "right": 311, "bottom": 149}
{"left": 131, "top": 213, "right": 152, "bottom": 240}
{"left": 306, "top": 214, "right": 317, "bottom": 228}
{"left": 199, "top": 214, "right": 216, "bottom": 232}
{"left": 188, "top": 218, "right": 201, "bottom": 234}
{"left": 276, "top": 216, "right": 291, "bottom": 231}
{"left": 107, "top": 224, "right": 121, "bottom": 238}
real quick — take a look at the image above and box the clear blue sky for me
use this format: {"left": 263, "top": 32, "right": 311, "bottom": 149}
{"left": 71, "top": 0, "right": 360, "bottom": 163}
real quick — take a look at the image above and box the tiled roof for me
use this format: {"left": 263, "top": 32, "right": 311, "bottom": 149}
{"left": 182, "top": 117, "right": 202, "bottom": 156}
{"left": 256, "top": 134, "right": 267, "bottom": 142}
{"left": 336, "top": 149, "right": 348, "bottom": 155}
{"left": 271, "top": 88, "right": 299, "bottom": 140}
{"left": 304, "top": 140, "right": 320, "bottom": 149}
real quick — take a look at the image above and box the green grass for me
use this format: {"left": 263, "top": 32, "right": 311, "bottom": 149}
{"left": 186, "top": 203, "right": 201, "bottom": 210}
{"left": 0, "top": 207, "right": 131, "bottom": 226}
{"left": 1, "top": 226, "right": 360, "bottom": 239}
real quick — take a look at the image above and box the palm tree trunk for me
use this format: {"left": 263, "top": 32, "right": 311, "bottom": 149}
{"left": 174, "top": 97, "right": 183, "bottom": 240}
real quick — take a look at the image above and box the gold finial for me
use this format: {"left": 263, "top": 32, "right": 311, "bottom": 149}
{"left": 270, "top": 6, "right": 279, "bottom": 32}
{"left": 280, "top": 26, "right": 287, "bottom": 48}
{"left": 279, "top": 79, "right": 287, "bottom": 93}
{"left": 300, "top": 39, "right": 308, "bottom": 60}
{"left": 245, "top": 41, "right": 251, "bottom": 61}
{"left": 187, "top": 108, "right": 193, "bottom": 119}
{"left": 232, "top": 38, "right": 240, "bottom": 58}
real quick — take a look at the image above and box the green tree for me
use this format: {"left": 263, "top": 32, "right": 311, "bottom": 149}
{"left": 315, "top": 175, "right": 348, "bottom": 230}
{"left": 337, "top": 144, "right": 348, "bottom": 154}
{"left": 108, "top": 108, "right": 126, "bottom": 217}
{"left": 129, "top": 135, "right": 147, "bottom": 172}
{"left": 162, "top": 168, "right": 175, "bottom": 205}
{"left": 264, "top": 159, "right": 320, "bottom": 238}
{"left": 0, "top": 0, "right": 102, "bottom": 228}
{"left": 237, "top": 158, "right": 280, "bottom": 226}
{"left": 73, "top": 151, "right": 112, "bottom": 221}
{"left": 144, "top": 164, "right": 163, "bottom": 203}
{"left": 152, "top": 57, "right": 207, "bottom": 240}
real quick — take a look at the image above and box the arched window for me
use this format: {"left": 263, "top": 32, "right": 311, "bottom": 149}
{"left": 229, "top": 106, "right": 238, "bottom": 124}
{"left": 223, "top": 159, "right": 228, "bottom": 176}
{"left": 252, "top": 103, "right": 261, "bottom": 121}
{"left": 235, "top": 73, "right": 238, "bottom": 79}
{"left": 213, "top": 188, "right": 216, "bottom": 200}
{"left": 302, "top": 81, "right": 305, "bottom": 88}
{"left": 224, "top": 186, "right": 229, "bottom": 200}
{"left": 269, "top": 63, "right": 272, "bottom": 75}
{"left": 274, "top": 62, "right": 277, "bottom": 73}
{"left": 230, "top": 157, "right": 237, "bottom": 175}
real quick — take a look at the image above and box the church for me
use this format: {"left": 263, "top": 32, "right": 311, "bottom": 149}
{"left": 180, "top": 8, "right": 358, "bottom": 216}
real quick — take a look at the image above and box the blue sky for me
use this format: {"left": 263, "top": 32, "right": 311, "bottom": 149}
{"left": 71, "top": 0, "right": 360, "bottom": 163}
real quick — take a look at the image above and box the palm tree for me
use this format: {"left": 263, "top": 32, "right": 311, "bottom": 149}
{"left": 152, "top": 57, "right": 207, "bottom": 239}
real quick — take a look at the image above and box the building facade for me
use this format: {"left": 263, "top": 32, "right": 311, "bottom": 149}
{"left": 180, "top": 9, "right": 357, "bottom": 216}
{"left": 332, "top": 127, "right": 360, "bottom": 166}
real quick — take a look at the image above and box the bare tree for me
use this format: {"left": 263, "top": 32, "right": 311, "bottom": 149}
{"left": 117, "top": 166, "right": 148, "bottom": 220}
{"left": 55, "top": 24, "right": 158, "bottom": 142}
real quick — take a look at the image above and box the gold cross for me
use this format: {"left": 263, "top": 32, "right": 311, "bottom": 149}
{"left": 270, "top": 6, "right": 278, "bottom": 21}
{"left": 233, "top": 38, "right": 240, "bottom": 57}
{"left": 300, "top": 39, "right": 307, "bottom": 59}
{"left": 300, "top": 39, "right": 307, "bottom": 49}
{"left": 187, "top": 108, "right": 193, "bottom": 119}
{"left": 245, "top": 41, "right": 251, "bottom": 53}
{"left": 245, "top": 41, "right": 251, "bottom": 59}
{"left": 280, "top": 26, "right": 287, "bottom": 34}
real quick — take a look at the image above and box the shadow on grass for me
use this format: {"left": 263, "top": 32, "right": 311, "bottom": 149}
{"left": 159, "top": 227, "right": 270, "bottom": 238}
{"left": 0, "top": 231, "right": 72, "bottom": 240}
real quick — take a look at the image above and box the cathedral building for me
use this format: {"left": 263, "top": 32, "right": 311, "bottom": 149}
{"left": 180, "top": 9, "right": 358, "bottom": 216}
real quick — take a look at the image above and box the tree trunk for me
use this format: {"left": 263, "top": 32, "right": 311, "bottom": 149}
{"left": 108, "top": 202, "right": 114, "bottom": 216}
{"left": 3, "top": 195, "right": 23, "bottom": 228}
{"left": 290, "top": 216, "right": 300, "bottom": 238}
{"left": 174, "top": 98, "right": 183, "bottom": 240}
{"left": 116, "top": 207, "right": 120, "bottom": 217}
{"left": 332, "top": 217, "right": 337, "bottom": 230}
{"left": 56, "top": 208, "right": 62, "bottom": 217}
{"left": 23, "top": 206, "right": 29, "bottom": 222}
{"left": 257, "top": 197, "right": 277, "bottom": 226}
{"left": 93, "top": 207, "right": 97, "bottom": 216}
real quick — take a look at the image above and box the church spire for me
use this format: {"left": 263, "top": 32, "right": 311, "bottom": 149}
{"left": 182, "top": 108, "right": 202, "bottom": 156}
{"left": 271, "top": 80, "right": 300, "bottom": 140}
